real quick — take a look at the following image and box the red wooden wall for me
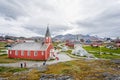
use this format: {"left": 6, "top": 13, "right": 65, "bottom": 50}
{"left": 8, "top": 44, "right": 54, "bottom": 60}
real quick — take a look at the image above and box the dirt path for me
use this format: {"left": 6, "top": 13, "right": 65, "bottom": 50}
{"left": 0, "top": 53, "right": 74, "bottom": 68}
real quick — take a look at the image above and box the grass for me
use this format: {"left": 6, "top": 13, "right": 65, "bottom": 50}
{"left": 66, "top": 49, "right": 72, "bottom": 53}
{"left": 0, "top": 66, "right": 28, "bottom": 77}
{"left": 0, "top": 59, "right": 119, "bottom": 80}
{"left": 0, "top": 66, "right": 29, "bottom": 80}
{"left": 44, "top": 59, "right": 120, "bottom": 80}
{"left": 0, "top": 54, "right": 22, "bottom": 63}
{"left": 0, "top": 67, "right": 27, "bottom": 73}
{"left": 53, "top": 42, "right": 59, "bottom": 46}
{"left": 53, "top": 42, "right": 62, "bottom": 49}
{"left": 83, "top": 45, "right": 120, "bottom": 53}
{"left": 0, "top": 66, "right": 41, "bottom": 80}
{"left": 0, "top": 42, "right": 7, "bottom": 53}
{"left": 91, "top": 52, "right": 120, "bottom": 59}
{"left": 64, "top": 50, "right": 81, "bottom": 58}
{"left": 0, "top": 42, "right": 7, "bottom": 47}
{"left": 83, "top": 45, "right": 120, "bottom": 59}
{"left": 0, "top": 42, "right": 30, "bottom": 63}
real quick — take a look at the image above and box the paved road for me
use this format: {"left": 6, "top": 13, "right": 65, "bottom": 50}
{"left": 0, "top": 53, "right": 74, "bottom": 68}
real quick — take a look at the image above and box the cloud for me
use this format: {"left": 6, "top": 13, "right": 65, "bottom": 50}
{"left": 76, "top": 2, "right": 120, "bottom": 38}
{"left": 0, "top": 0, "right": 27, "bottom": 19}
{"left": 0, "top": 0, "right": 120, "bottom": 38}
{"left": 23, "top": 24, "right": 72, "bottom": 37}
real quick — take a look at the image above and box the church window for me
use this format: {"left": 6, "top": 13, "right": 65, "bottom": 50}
{"left": 34, "top": 51, "right": 38, "bottom": 56}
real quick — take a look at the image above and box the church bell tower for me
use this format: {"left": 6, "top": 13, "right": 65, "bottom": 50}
{"left": 44, "top": 26, "right": 52, "bottom": 43}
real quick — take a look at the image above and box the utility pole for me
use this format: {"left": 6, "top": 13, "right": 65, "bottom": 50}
{"left": 99, "top": 46, "right": 102, "bottom": 55}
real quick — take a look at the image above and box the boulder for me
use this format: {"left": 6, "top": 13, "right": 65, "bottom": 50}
{"left": 39, "top": 74, "right": 74, "bottom": 80}
{"left": 37, "top": 65, "right": 48, "bottom": 72}
{"left": 111, "top": 59, "right": 120, "bottom": 64}
{"left": 103, "top": 72, "right": 120, "bottom": 80}
{"left": 0, "top": 77, "right": 8, "bottom": 80}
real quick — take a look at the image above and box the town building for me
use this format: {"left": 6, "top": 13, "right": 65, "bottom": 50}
{"left": 8, "top": 27, "right": 54, "bottom": 60}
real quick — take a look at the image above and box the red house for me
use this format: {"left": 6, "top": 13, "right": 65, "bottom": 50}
{"left": 65, "top": 40, "right": 74, "bottom": 48}
{"left": 8, "top": 27, "right": 54, "bottom": 60}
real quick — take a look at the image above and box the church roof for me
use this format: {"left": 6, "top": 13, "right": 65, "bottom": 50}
{"left": 10, "top": 42, "right": 49, "bottom": 50}
{"left": 9, "top": 27, "right": 52, "bottom": 51}
{"left": 45, "top": 26, "right": 51, "bottom": 37}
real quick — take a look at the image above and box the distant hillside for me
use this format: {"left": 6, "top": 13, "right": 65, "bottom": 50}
{"left": 0, "top": 33, "right": 103, "bottom": 42}
{"left": 53, "top": 34, "right": 103, "bottom": 41}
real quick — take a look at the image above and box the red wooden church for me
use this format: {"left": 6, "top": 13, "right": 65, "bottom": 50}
{"left": 8, "top": 27, "right": 54, "bottom": 60}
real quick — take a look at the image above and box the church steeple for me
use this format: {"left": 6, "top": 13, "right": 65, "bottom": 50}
{"left": 45, "top": 26, "right": 51, "bottom": 37}
{"left": 44, "top": 26, "right": 52, "bottom": 43}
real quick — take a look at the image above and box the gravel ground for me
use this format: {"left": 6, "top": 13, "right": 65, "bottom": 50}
{"left": 0, "top": 53, "right": 74, "bottom": 68}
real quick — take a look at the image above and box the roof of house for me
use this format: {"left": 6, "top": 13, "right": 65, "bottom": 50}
{"left": 9, "top": 42, "right": 49, "bottom": 51}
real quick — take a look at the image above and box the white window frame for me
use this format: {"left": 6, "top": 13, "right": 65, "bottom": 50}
{"left": 21, "top": 51, "right": 24, "bottom": 56}
{"left": 34, "top": 51, "right": 38, "bottom": 56}
{"left": 27, "top": 51, "right": 30, "bottom": 56}
{"left": 41, "top": 51, "right": 44, "bottom": 56}
{"left": 15, "top": 50, "right": 18, "bottom": 56}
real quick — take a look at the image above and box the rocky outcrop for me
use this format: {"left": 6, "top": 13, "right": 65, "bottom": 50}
{"left": 36, "top": 65, "right": 48, "bottom": 72}
{"left": 103, "top": 72, "right": 120, "bottom": 80}
{"left": 111, "top": 59, "right": 120, "bottom": 64}
{"left": 0, "top": 77, "right": 8, "bottom": 80}
{"left": 39, "top": 74, "right": 74, "bottom": 80}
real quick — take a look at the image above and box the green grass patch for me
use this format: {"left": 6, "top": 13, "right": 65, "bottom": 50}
{"left": 66, "top": 50, "right": 72, "bottom": 54}
{"left": 0, "top": 54, "right": 7, "bottom": 56}
{"left": 0, "top": 42, "right": 7, "bottom": 54}
{"left": 90, "top": 52, "right": 120, "bottom": 59}
{"left": 53, "top": 42, "right": 59, "bottom": 46}
{"left": 0, "top": 54, "right": 21, "bottom": 63}
{"left": 53, "top": 42, "right": 62, "bottom": 49}
{"left": 83, "top": 45, "right": 120, "bottom": 59}
{"left": 0, "top": 66, "right": 27, "bottom": 73}
{"left": 83, "top": 46, "right": 120, "bottom": 53}
{"left": 0, "top": 50, "right": 6, "bottom": 53}
{"left": 0, "top": 42, "right": 7, "bottom": 47}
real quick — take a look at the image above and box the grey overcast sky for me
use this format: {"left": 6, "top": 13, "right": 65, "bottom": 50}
{"left": 0, "top": 0, "right": 120, "bottom": 38}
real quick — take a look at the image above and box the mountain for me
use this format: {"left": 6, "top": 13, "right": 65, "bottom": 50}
{"left": 53, "top": 34, "right": 75, "bottom": 41}
{"left": 53, "top": 34, "right": 103, "bottom": 41}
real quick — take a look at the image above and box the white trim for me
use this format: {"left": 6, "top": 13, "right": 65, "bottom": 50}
{"left": 46, "top": 37, "right": 48, "bottom": 42}
{"left": 9, "top": 50, "right": 12, "bottom": 55}
{"left": 46, "top": 43, "right": 51, "bottom": 50}
{"left": 48, "top": 37, "right": 51, "bottom": 42}
{"left": 21, "top": 51, "right": 24, "bottom": 56}
{"left": 45, "top": 51, "right": 47, "bottom": 59}
{"left": 41, "top": 51, "right": 44, "bottom": 56}
{"left": 27, "top": 51, "right": 30, "bottom": 56}
{"left": 15, "top": 50, "right": 18, "bottom": 56}
{"left": 34, "top": 51, "right": 38, "bottom": 56}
